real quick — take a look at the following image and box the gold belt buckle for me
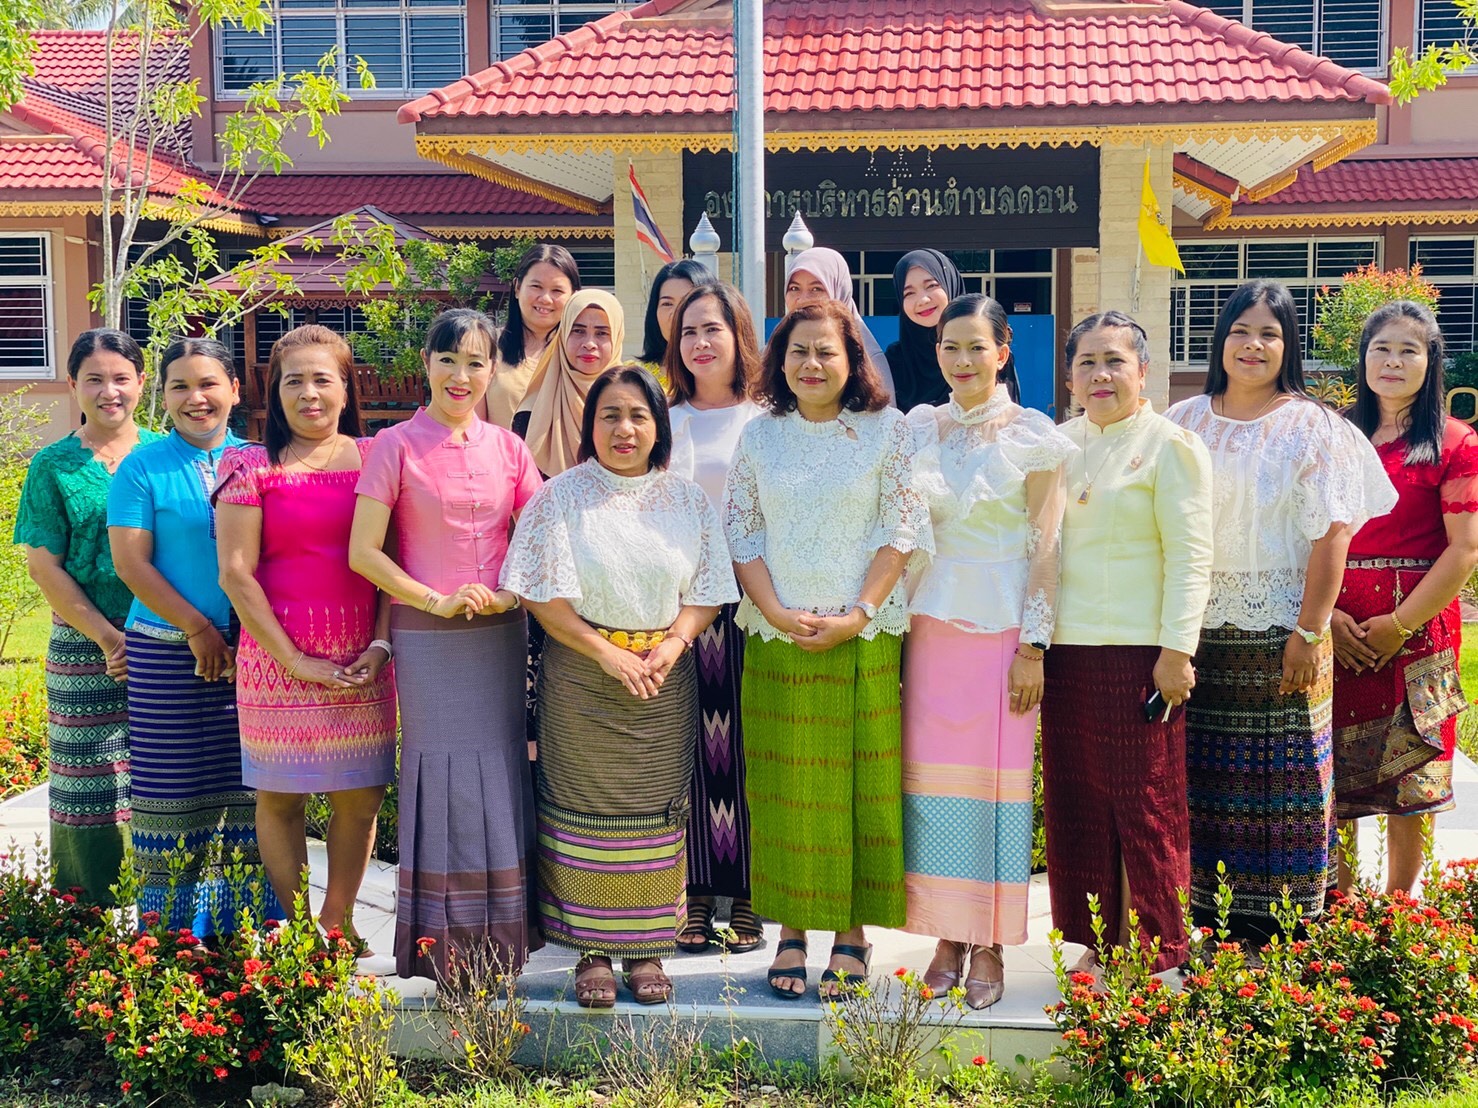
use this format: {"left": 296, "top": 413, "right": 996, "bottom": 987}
{"left": 597, "top": 628, "right": 666, "bottom": 653}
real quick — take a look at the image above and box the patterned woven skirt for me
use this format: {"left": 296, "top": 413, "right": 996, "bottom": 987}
{"left": 236, "top": 628, "right": 397, "bottom": 794}
{"left": 1187, "top": 624, "right": 1335, "bottom": 939}
{"left": 686, "top": 602, "right": 751, "bottom": 899}
{"left": 744, "top": 632, "right": 905, "bottom": 933}
{"left": 535, "top": 636, "right": 698, "bottom": 959}
{"left": 127, "top": 632, "right": 281, "bottom": 936}
{"left": 392, "top": 610, "right": 540, "bottom": 981}
{"left": 902, "top": 619, "right": 1034, "bottom": 947}
{"left": 45, "top": 616, "right": 129, "bottom": 905}
{"left": 1333, "top": 562, "right": 1465, "bottom": 819}
{"left": 1042, "top": 645, "right": 1189, "bottom": 973}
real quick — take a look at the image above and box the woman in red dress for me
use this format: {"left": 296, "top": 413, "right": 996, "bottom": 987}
{"left": 1332, "top": 299, "right": 1478, "bottom": 894}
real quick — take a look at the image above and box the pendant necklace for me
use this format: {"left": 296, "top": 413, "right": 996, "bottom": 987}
{"left": 1077, "top": 407, "right": 1141, "bottom": 505}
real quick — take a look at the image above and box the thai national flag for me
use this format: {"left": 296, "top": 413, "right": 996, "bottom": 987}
{"left": 630, "top": 163, "right": 676, "bottom": 264}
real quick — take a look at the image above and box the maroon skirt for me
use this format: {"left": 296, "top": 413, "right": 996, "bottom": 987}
{"left": 1042, "top": 645, "right": 1190, "bottom": 973}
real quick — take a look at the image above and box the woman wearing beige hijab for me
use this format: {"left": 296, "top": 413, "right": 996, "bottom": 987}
{"left": 514, "top": 290, "right": 626, "bottom": 477}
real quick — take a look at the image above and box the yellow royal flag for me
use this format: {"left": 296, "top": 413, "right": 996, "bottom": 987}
{"left": 1138, "top": 158, "right": 1184, "bottom": 274}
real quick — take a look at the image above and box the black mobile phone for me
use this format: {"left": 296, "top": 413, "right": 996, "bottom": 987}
{"left": 1142, "top": 689, "right": 1167, "bottom": 723}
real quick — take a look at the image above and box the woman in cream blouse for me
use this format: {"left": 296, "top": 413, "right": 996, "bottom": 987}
{"left": 1041, "top": 311, "right": 1214, "bottom": 975}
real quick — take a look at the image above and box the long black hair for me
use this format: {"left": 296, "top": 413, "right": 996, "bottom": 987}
{"left": 936, "top": 293, "right": 1021, "bottom": 404}
{"left": 1203, "top": 279, "right": 1308, "bottom": 397}
{"left": 1348, "top": 299, "right": 1446, "bottom": 466}
{"left": 638, "top": 259, "right": 717, "bottom": 365}
{"left": 496, "top": 244, "right": 580, "bottom": 367}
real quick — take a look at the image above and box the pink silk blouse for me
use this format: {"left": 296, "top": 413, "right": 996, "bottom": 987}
{"left": 356, "top": 408, "right": 543, "bottom": 601}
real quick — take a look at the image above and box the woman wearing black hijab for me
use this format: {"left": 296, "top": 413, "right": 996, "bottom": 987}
{"left": 887, "top": 250, "right": 1021, "bottom": 411}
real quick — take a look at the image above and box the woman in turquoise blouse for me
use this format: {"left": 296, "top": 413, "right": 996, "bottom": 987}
{"left": 108, "top": 337, "right": 281, "bottom": 936}
{"left": 14, "top": 328, "right": 161, "bottom": 903}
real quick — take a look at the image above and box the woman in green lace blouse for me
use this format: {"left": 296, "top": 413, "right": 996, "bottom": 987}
{"left": 14, "top": 329, "right": 162, "bottom": 903}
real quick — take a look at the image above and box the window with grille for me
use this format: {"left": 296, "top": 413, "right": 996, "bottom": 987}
{"left": 568, "top": 247, "right": 616, "bottom": 290}
{"left": 1197, "top": 0, "right": 1386, "bottom": 74}
{"left": 1411, "top": 236, "right": 1478, "bottom": 354}
{"left": 490, "top": 2, "right": 630, "bottom": 61}
{"left": 0, "top": 235, "right": 54, "bottom": 380}
{"left": 1169, "top": 238, "right": 1380, "bottom": 367}
{"left": 1416, "top": 0, "right": 1476, "bottom": 56}
{"left": 218, "top": 1, "right": 465, "bottom": 97}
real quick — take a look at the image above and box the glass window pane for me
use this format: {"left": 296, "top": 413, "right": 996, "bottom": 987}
{"left": 1245, "top": 241, "right": 1310, "bottom": 278}
{"left": 994, "top": 249, "right": 1053, "bottom": 273}
{"left": 0, "top": 288, "right": 49, "bottom": 370}
{"left": 346, "top": 15, "right": 404, "bottom": 89}
{"left": 219, "top": 27, "right": 274, "bottom": 91}
{"left": 1178, "top": 242, "right": 1240, "bottom": 280}
{"left": 1320, "top": 0, "right": 1383, "bottom": 71}
{"left": 1431, "top": 282, "right": 1478, "bottom": 354}
{"left": 948, "top": 250, "right": 991, "bottom": 273}
{"left": 1314, "top": 238, "right": 1378, "bottom": 278}
{"left": 1411, "top": 237, "right": 1476, "bottom": 276}
{"left": 497, "top": 13, "right": 552, "bottom": 58}
{"left": 1183, "top": 284, "right": 1240, "bottom": 364}
{"left": 409, "top": 15, "right": 463, "bottom": 88}
{"left": 1250, "top": 0, "right": 1315, "bottom": 52}
{"left": 281, "top": 17, "right": 339, "bottom": 75}
{"left": 558, "top": 9, "right": 609, "bottom": 34}
{"left": 862, "top": 250, "right": 905, "bottom": 277}
{"left": 0, "top": 237, "right": 47, "bottom": 278}
{"left": 1418, "top": 0, "right": 1471, "bottom": 51}
{"left": 1201, "top": 0, "right": 1246, "bottom": 19}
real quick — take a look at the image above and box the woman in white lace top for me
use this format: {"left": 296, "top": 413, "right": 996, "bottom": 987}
{"left": 500, "top": 366, "right": 738, "bottom": 1008}
{"left": 900, "top": 294, "right": 1075, "bottom": 1010}
{"left": 1166, "top": 280, "right": 1396, "bottom": 946}
{"left": 723, "top": 301, "right": 932, "bottom": 1002}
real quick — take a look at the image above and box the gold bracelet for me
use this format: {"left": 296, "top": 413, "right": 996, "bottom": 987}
{"left": 422, "top": 589, "right": 442, "bottom": 614}
{"left": 1390, "top": 610, "right": 1416, "bottom": 641}
{"left": 1015, "top": 646, "right": 1044, "bottom": 661}
{"left": 286, "top": 650, "right": 305, "bottom": 679}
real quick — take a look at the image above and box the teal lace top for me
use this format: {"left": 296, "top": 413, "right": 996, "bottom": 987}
{"left": 14, "top": 429, "right": 165, "bottom": 622}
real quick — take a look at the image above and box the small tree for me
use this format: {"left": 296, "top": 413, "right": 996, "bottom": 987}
{"left": 1312, "top": 264, "right": 1441, "bottom": 376}
{"left": 1390, "top": 0, "right": 1478, "bottom": 103}
{"left": 350, "top": 235, "right": 534, "bottom": 377}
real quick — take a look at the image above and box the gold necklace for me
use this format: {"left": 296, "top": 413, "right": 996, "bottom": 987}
{"left": 79, "top": 427, "right": 133, "bottom": 470}
{"left": 287, "top": 435, "right": 340, "bottom": 471}
{"left": 1214, "top": 390, "right": 1282, "bottom": 422}
{"left": 1077, "top": 406, "right": 1142, "bottom": 505}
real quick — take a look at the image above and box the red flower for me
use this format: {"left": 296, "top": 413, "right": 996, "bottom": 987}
{"left": 972, "top": 1055, "right": 987, "bottom": 1066}
{"left": 120, "top": 1082, "right": 131, "bottom": 1093}
{"left": 214, "top": 1066, "right": 229, "bottom": 1080}
{"left": 416, "top": 936, "right": 437, "bottom": 955}
{"left": 894, "top": 967, "right": 907, "bottom": 978}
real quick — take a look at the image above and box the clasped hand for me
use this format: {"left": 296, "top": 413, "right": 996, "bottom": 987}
{"left": 1331, "top": 608, "right": 1404, "bottom": 675}
{"left": 431, "top": 584, "right": 518, "bottom": 620}
{"left": 600, "top": 635, "right": 687, "bottom": 700}
{"left": 773, "top": 608, "right": 867, "bottom": 653}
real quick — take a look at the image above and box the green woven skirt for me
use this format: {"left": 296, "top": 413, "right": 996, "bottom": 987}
{"left": 742, "top": 632, "right": 904, "bottom": 931}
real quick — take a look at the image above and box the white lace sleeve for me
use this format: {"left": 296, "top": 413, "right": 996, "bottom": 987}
{"left": 999, "top": 410, "right": 1080, "bottom": 475}
{"left": 722, "top": 427, "right": 765, "bottom": 564}
{"left": 498, "top": 483, "right": 582, "bottom": 604}
{"left": 872, "top": 411, "right": 934, "bottom": 557}
{"left": 1293, "top": 413, "right": 1399, "bottom": 542}
{"left": 682, "top": 487, "right": 740, "bottom": 607}
{"left": 1020, "top": 463, "right": 1066, "bottom": 645}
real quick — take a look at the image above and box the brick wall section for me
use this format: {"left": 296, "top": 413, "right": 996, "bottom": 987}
{"left": 1094, "top": 143, "right": 1176, "bottom": 407}
{"left": 612, "top": 150, "right": 685, "bottom": 359}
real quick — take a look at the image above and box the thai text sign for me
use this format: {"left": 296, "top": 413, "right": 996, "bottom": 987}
{"left": 682, "top": 146, "right": 1100, "bottom": 250}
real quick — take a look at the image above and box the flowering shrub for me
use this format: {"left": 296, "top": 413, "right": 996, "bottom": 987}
{"left": 1049, "top": 886, "right": 1395, "bottom": 1106}
{"left": 1309, "top": 881, "right": 1478, "bottom": 1083}
{"left": 1312, "top": 263, "right": 1441, "bottom": 376}
{"left": 70, "top": 905, "right": 357, "bottom": 1102}
{"left": 0, "top": 668, "right": 47, "bottom": 800}
{"left": 824, "top": 965, "right": 966, "bottom": 1099}
{"left": 0, "top": 846, "right": 107, "bottom": 1065}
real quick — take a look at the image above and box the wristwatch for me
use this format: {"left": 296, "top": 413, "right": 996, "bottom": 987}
{"left": 854, "top": 601, "right": 878, "bottom": 622}
{"left": 1294, "top": 625, "right": 1325, "bottom": 645}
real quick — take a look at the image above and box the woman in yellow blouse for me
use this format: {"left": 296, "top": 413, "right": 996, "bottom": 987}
{"left": 1041, "top": 311, "right": 1215, "bottom": 974}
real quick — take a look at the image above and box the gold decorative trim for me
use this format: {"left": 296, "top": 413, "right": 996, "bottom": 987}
{"left": 1311, "top": 129, "right": 1374, "bottom": 172}
{"left": 417, "top": 224, "right": 613, "bottom": 241}
{"left": 1245, "top": 168, "right": 1299, "bottom": 203}
{"left": 1172, "top": 170, "right": 1234, "bottom": 227}
{"left": 1209, "top": 208, "right": 1478, "bottom": 230}
{"left": 416, "top": 118, "right": 1379, "bottom": 158}
{"left": 413, "top": 141, "right": 604, "bottom": 215}
{"left": 0, "top": 199, "right": 263, "bottom": 235}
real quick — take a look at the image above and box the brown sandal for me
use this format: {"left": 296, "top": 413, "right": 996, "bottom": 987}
{"left": 622, "top": 958, "right": 674, "bottom": 1005}
{"left": 574, "top": 955, "right": 617, "bottom": 1009}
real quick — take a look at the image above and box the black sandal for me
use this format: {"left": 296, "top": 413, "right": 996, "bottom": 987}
{"left": 819, "top": 943, "right": 872, "bottom": 1002}
{"left": 676, "top": 899, "right": 714, "bottom": 954}
{"left": 766, "top": 937, "right": 808, "bottom": 1000}
{"left": 719, "top": 899, "right": 765, "bottom": 954}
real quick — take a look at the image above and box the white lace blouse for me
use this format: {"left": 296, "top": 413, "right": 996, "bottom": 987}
{"left": 722, "top": 407, "right": 933, "bottom": 642}
{"left": 1164, "top": 393, "right": 1398, "bottom": 631}
{"left": 669, "top": 399, "right": 763, "bottom": 511}
{"left": 500, "top": 459, "right": 738, "bottom": 629}
{"left": 906, "top": 394, "right": 1077, "bottom": 643}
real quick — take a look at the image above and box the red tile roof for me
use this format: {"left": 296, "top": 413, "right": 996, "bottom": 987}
{"left": 400, "top": 0, "right": 1390, "bottom": 124}
{"left": 242, "top": 172, "right": 591, "bottom": 217}
{"left": 1233, "top": 157, "right": 1478, "bottom": 209}
{"left": 0, "top": 140, "right": 112, "bottom": 192}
